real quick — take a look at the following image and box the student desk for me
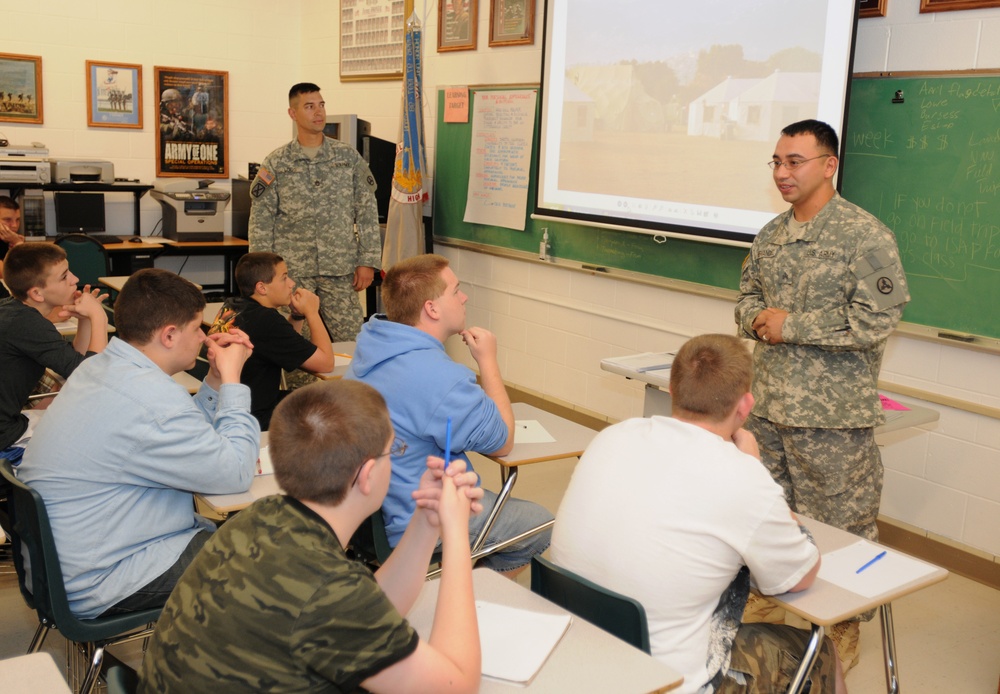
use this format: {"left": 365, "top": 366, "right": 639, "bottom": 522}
{"left": 772, "top": 516, "right": 948, "bottom": 694}
{"left": 196, "top": 432, "right": 278, "bottom": 517}
{"left": 54, "top": 316, "right": 115, "bottom": 336}
{"left": 474, "top": 403, "right": 597, "bottom": 553}
{"left": 99, "top": 275, "right": 203, "bottom": 292}
{"left": 0, "top": 652, "right": 72, "bottom": 694}
{"left": 599, "top": 353, "right": 941, "bottom": 436}
{"left": 312, "top": 341, "right": 356, "bottom": 380}
{"left": 406, "top": 568, "right": 683, "bottom": 693}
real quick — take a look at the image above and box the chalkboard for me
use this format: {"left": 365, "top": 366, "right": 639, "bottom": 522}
{"left": 433, "top": 80, "right": 1000, "bottom": 341}
{"left": 432, "top": 87, "right": 749, "bottom": 292}
{"left": 843, "top": 75, "right": 1000, "bottom": 341}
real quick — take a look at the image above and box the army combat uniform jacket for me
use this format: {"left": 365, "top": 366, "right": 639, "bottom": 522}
{"left": 248, "top": 137, "right": 382, "bottom": 279}
{"left": 735, "top": 193, "right": 910, "bottom": 429}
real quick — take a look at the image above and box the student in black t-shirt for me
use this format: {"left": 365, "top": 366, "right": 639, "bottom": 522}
{"left": 211, "top": 252, "right": 335, "bottom": 430}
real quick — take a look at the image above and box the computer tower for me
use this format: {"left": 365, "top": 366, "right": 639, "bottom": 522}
{"left": 231, "top": 178, "right": 250, "bottom": 239}
{"left": 362, "top": 135, "right": 397, "bottom": 223}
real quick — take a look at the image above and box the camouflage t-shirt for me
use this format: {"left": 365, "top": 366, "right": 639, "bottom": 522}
{"left": 140, "top": 496, "right": 419, "bottom": 693}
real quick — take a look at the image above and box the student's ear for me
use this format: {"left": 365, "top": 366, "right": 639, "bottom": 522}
{"left": 254, "top": 280, "right": 267, "bottom": 296}
{"left": 423, "top": 297, "right": 440, "bottom": 322}
{"left": 159, "top": 324, "right": 180, "bottom": 349}
{"left": 735, "top": 392, "right": 754, "bottom": 423}
{"left": 25, "top": 285, "right": 45, "bottom": 304}
{"left": 354, "top": 458, "right": 378, "bottom": 496}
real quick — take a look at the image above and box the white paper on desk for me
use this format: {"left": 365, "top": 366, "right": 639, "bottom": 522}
{"left": 514, "top": 419, "right": 555, "bottom": 444}
{"left": 818, "top": 540, "right": 939, "bottom": 598}
{"left": 477, "top": 600, "right": 571, "bottom": 684}
{"left": 256, "top": 446, "right": 274, "bottom": 476}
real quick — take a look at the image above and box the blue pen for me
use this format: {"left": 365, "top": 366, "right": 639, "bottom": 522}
{"left": 443, "top": 417, "right": 452, "bottom": 470}
{"left": 856, "top": 550, "right": 887, "bottom": 574}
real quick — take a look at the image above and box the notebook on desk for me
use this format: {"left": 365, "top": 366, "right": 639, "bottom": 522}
{"left": 477, "top": 600, "right": 571, "bottom": 685}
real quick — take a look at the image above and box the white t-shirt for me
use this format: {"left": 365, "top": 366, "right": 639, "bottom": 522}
{"left": 551, "top": 416, "right": 818, "bottom": 694}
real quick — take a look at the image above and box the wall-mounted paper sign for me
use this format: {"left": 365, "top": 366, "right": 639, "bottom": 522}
{"left": 444, "top": 86, "right": 469, "bottom": 123}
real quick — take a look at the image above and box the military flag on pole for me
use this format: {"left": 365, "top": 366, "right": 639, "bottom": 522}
{"left": 382, "top": 11, "right": 427, "bottom": 268}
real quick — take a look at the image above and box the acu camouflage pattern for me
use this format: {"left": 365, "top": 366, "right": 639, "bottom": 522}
{"left": 735, "top": 193, "right": 910, "bottom": 429}
{"left": 719, "top": 623, "right": 840, "bottom": 693}
{"left": 139, "top": 496, "right": 418, "bottom": 694}
{"left": 249, "top": 137, "right": 381, "bottom": 338}
{"left": 748, "top": 415, "right": 883, "bottom": 544}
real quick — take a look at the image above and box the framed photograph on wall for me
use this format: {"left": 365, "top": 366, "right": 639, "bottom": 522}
{"left": 154, "top": 66, "right": 228, "bottom": 178}
{"left": 920, "top": 0, "right": 1000, "bottom": 11}
{"left": 339, "top": 0, "right": 405, "bottom": 81}
{"left": 86, "top": 61, "right": 143, "bottom": 129}
{"left": 439, "top": 0, "right": 477, "bottom": 52}
{"left": 0, "top": 53, "right": 43, "bottom": 124}
{"left": 859, "top": 0, "right": 887, "bottom": 17}
{"left": 489, "top": 0, "right": 534, "bottom": 47}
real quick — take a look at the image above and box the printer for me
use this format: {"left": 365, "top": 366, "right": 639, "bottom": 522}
{"left": 151, "top": 179, "right": 230, "bottom": 242}
{"left": 49, "top": 158, "right": 115, "bottom": 184}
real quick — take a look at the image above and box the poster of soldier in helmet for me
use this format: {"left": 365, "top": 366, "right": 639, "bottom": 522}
{"left": 154, "top": 66, "right": 228, "bottom": 177}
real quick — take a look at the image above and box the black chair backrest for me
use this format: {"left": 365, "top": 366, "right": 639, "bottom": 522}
{"left": 530, "top": 554, "right": 651, "bottom": 654}
{"left": 0, "top": 459, "right": 159, "bottom": 643}
{"left": 54, "top": 234, "right": 110, "bottom": 289}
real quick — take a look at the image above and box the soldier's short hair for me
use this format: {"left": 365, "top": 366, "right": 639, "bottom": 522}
{"left": 114, "top": 268, "right": 206, "bottom": 345}
{"left": 235, "top": 252, "right": 284, "bottom": 298}
{"left": 781, "top": 119, "right": 839, "bottom": 155}
{"left": 288, "top": 82, "right": 321, "bottom": 104}
{"left": 269, "top": 380, "right": 392, "bottom": 506}
{"left": 3, "top": 242, "right": 67, "bottom": 301}
{"left": 669, "top": 334, "right": 751, "bottom": 422}
{"left": 382, "top": 253, "right": 450, "bottom": 326}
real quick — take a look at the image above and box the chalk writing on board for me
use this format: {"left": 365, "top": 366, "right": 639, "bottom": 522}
{"left": 463, "top": 90, "right": 538, "bottom": 231}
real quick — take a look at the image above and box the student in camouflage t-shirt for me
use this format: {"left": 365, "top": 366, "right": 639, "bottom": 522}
{"left": 140, "top": 381, "right": 484, "bottom": 693}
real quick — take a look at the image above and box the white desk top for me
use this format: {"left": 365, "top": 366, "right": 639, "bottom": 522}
{"left": 53, "top": 316, "right": 115, "bottom": 336}
{"left": 313, "top": 341, "right": 356, "bottom": 380}
{"left": 600, "top": 353, "right": 941, "bottom": 436}
{"left": 99, "top": 275, "right": 203, "bottom": 291}
{"left": 0, "top": 652, "right": 72, "bottom": 693}
{"left": 487, "top": 403, "right": 598, "bottom": 468}
{"left": 406, "top": 568, "right": 683, "bottom": 693}
{"left": 198, "top": 432, "right": 279, "bottom": 514}
{"left": 768, "top": 516, "right": 949, "bottom": 626}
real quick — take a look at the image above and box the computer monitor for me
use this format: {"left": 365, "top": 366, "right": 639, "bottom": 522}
{"left": 54, "top": 192, "right": 106, "bottom": 235}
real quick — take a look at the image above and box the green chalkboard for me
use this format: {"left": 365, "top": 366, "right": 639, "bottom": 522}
{"left": 843, "top": 75, "right": 1000, "bottom": 341}
{"left": 432, "top": 87, "right": 748, "bottom": 292}
{"left": 433, "top": 81, "right": 1000, "bottom": 341}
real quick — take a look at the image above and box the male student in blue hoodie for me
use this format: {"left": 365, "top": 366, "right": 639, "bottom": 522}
{"left": 346, "top": 253, "right": 551, "bottom": 576}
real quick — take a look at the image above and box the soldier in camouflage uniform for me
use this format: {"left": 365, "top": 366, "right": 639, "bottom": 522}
{"left": 736, "top": 119, "right": 909, "bottom": 544}
{"left": 248, "top": 82, "right": 381, "bottom": 343}
{"left": 139, "top": 380, "right": 483, "bottom": 694}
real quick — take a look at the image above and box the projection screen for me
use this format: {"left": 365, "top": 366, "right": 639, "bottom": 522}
{"left": 535, "top": 0, "right": 859, "bottom": 244}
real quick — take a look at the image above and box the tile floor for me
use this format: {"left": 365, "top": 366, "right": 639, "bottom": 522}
{"left": 2, "top": 452, "right": 998, "bottom": 692}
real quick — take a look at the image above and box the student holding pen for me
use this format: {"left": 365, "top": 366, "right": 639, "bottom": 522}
{"left": 141, "top": 380, "right": 483, "bottom": 693}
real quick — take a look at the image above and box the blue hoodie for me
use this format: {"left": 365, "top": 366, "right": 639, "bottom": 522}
{"left": 345, "top": 316, "right": 509, "bottom": 545}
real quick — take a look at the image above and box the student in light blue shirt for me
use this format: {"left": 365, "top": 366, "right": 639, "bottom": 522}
{"left": 19, "top": 269, "right": 260, "bottom": 619}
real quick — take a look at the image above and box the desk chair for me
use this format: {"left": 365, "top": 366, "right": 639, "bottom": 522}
{"left": 530, "top": 555, "right": 651, "bottom": 654}
{"left": 54, "top": 234, "right": 112, "bottom": 290}
{"left": 0, "top": 460, "right": 160, "bottom": 694}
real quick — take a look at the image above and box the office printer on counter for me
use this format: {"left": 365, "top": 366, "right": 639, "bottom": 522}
{"left": 151, "top": 180, "right": 230, "bottom": 242}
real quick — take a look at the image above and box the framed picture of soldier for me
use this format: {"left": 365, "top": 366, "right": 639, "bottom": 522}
{"left": 439, "top": 0, "right": 477, "bottom": 52}
{"left": 154, "top": 66, "right": 228, "bottom": 178}
{"left": 86, "top": 61, "right": 143, "bottom": 129}
{"left": 0, "top": 53, "right": 43, "bottom": 124}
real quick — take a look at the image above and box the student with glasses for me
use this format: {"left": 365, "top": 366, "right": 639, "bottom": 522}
{"left": 735, "top": 119, "right": 910, "bottom": 670}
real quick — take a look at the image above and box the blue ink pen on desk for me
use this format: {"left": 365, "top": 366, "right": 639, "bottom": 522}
{"left": 856, "top": 550, "right": 887, "bottom": 574}
{"left": 443, "top": 417, "right": 452, "bottom": 470}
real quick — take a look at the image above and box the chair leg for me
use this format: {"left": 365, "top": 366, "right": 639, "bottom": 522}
{"left": 79, "top": 644, "right": 107, "bottom": 694}
{"left": 27, "top": 622, "right": 49, "bottom": 653}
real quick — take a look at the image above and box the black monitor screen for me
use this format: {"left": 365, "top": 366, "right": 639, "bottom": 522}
{"left": 54, "top": 192, "right": 106, "bottom": 234}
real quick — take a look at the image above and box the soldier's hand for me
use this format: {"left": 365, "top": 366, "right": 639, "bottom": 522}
{"left": 353, "top": 266, "right": 375, "bottom": 291}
